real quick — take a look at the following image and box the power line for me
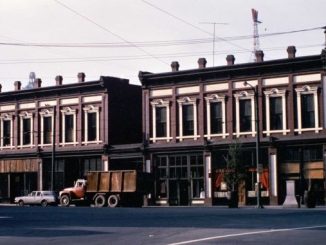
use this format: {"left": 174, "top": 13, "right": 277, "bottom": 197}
{"left": 0, "top": 43, "right": 321, "bottom": 65}
{"left": 53, "top": 0, "right": 168, "bottom": 65}
{"left": 141, "top": 0, "right": 250, "bottom": 52}
{"left": 0, "top": 26, "right": 322, "bottom": 49}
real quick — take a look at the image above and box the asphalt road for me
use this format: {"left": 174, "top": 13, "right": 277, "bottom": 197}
{"left": 0, "top": 206, "right": 326, "bottom": 245}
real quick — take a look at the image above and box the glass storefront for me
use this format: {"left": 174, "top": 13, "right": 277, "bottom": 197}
{"left": 155, "top": 153, "right": 204, "bottom": 206}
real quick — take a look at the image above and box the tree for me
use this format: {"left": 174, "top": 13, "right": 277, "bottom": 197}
{"left": 224, "top": 141, "right": 245, "bottom": 192}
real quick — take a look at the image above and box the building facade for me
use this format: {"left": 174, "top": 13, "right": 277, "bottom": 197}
{"left": 0, "top": 74, "right": 142, "bottom": 202}
{"left": 139, "top": 47, "right": 326, "bottom": 206}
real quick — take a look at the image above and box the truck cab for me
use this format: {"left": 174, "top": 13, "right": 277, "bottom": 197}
{"left": 59, "top": 179, "right": 87, "bottom": 207}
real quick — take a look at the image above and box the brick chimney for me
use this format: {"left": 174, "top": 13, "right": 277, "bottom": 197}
{"left": 34, "top": 78, "right": 42, "bottom": 88}
{"left": 77, "top": 72, "right": 85, "bottom": 82}
{"left": 55, "top": 75, "right": 63, "bottom": 86}
{"left": 198, "top": 58, "right": 207, "bottom": 68}
{"left": 226, "top": 55, "right": 235, "bottom": 65}
{"left": 14, "top": 81, "right": 21, "bottom": 91}
{"left": 171, "top": 61, "right": 180, "bottom": 72}
{"left": 255, "top": 50, "right": 264, "bottom": 62}
{"left": 287, "top": 46, "right": 296, "bottom": 59}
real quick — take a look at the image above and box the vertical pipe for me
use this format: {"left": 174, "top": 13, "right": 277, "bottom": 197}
{"left": 51, "top": 106, "right": 56, "bottom": 191}
{"left": 255, "top": 86, "right": 261, "bottom": 208}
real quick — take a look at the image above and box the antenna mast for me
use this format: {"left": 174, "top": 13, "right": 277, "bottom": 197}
{"left": 251, "top": 9, "right": 262, "bottom": 59}
{"left": 200, "top": 22, "right": 228, "bottom": 66}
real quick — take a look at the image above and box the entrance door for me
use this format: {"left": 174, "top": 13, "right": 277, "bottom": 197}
{"left": 169, "top": 179, "right": 189, "bottom": 206}
{"left": 10, "top": 173, "right": 37, "bottom": 202}
{"left": 179, "top": 180, "right": 189, "bottom": 205}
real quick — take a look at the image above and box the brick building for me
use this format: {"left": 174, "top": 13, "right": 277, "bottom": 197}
{"left": 139, "top": 47, "right": 326, "bottom": 206}
{"left": 0, "top": 74, "right": 142, "bottom": 202}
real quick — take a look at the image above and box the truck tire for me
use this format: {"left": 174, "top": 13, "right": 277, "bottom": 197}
{"left": 94, "top": 194, "right": 106, "bottom": 208}
{"left": 108, "top": 195, "right": 119, "bottom": 208}
{"left": 60, "top": 195, "right": 71, "bottom": 207}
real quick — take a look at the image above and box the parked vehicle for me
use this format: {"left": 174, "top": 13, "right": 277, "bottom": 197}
{"left": 14, "top": 191, "right": 58, "bottom": 207}
{"left": 59, "top": 170, "right": 152, "bottom": 208}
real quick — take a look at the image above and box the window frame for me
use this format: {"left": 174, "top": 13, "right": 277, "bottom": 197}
{"left": 40, "top": 109, "right": 54, "bottom": 146}
{"left": 177, "top": 97, "right": 198, "bottom": 141}
{"left": 234, "top": 91, "right": 255, "bottom": 137}
{"left": 0, "top": 113, "right": 13, "bottom": 149}
{"left": 205, "top": 94, "right": 228, "bottom": 139}
{"left": 264, "top": 88, "right": 288, "bottom": 136}
{"left": 295, "top": 85, "right": 321, "bottom": 134}
{"left": 19, "top": 111, "right": 34, "bottom": 147}
{"left": 83, "top": 105, "right": 100, "bottom": 144}
{"left": 150, "top": 99, "right": 171, "bottom": 142}
{"left": 61, "top": 107, "right": 77, "bottom": 145}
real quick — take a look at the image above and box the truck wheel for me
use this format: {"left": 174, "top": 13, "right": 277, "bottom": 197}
{"left": 94, "top": 195, "right": 106, "bottom": 208}
{"left": 18, "top": 200, "right": 24, "bottom": 207}
{"left": 108, "top": 195, "right": 119, "bottom": 208}
{"left": 60, "top": 195, "right": 71, "bottom": 207}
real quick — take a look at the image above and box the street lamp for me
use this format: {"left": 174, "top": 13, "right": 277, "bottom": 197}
{"left": 45, "top": 104, "right": 56, "bottom": 191}
{"left": 243, "top": 81, "right": 262, "bottom": 208}
{"left": 51, "top": 106, "right": 56, "bottom": 191}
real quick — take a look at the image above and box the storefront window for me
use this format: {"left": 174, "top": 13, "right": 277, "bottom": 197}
{"left": 155, "top": 154, "right": 204, "bottom": 202}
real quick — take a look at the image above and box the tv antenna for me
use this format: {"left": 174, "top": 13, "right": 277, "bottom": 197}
{"left": 200, "top": 22, "right": 228, "bottom": 66}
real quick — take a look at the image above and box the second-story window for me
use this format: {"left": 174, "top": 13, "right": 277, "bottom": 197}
{"left": 83, "top": 105, "right": 100, "bottom": 143}
{"left": 3, "top": 120, "right": 11, "bottom": 146}
{"left": 264, "top": 88, "right": 287, "bottom": 136}
{"left": 23, "top": 118, "right": 31, "bottom": 145}
{"left": 61, "top": 107, "right": 77, "bottom": 144}
{"left": 156, "top": 107, "right": 167, "bottom": 137}
{"left": 87, "top": 112, "right": 97, "bottom": 141}
{"left": 270, "top": 97, "right": 283, "bottom": 130}
{"left": 210, "top": 102, "right": 222, "bottom": 134}
{"left": 19, "top": 111, "right": 33, "bottom": 146}
{"left": 0, "top": 114, "right": 13, "bottom": 148}
{"left": 150, "top": 99, "right": 171, "bottom": 142}
{"left": 301, "top": 94, "right": 315, "bottom": 128}
{"left": 177, "top": 97, "right": 198, "bottom": 140}
{"left": 205, "top": 94, "right": 227, "bottom": 139}
{"left": 43, "top": 117, "right": 52, "bottom": 144}
{"left": 239, "top": 99, "right": 252, "bottom": 132}
{"left": 234, "top": 91, "right": 255, "bottom": 137}
{"left": 65, "top": 114, "right": 74, "bottom": 142}
{"left": 182, "top": 104, "right": 194, "bottom": 136}
{"left": 40, "top": 109, "right": 54, "bottom": 145}
{"left": 295, "top": 85, "right": 320, "bottom": 134}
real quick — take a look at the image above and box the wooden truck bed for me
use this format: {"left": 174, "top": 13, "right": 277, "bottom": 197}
{"left": 86, "top": 170, "right": 150, "bottom": 193}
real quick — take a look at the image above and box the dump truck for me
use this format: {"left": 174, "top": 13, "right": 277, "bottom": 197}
{"left": 59, "top": 170, "right": 152, "bottom": 208}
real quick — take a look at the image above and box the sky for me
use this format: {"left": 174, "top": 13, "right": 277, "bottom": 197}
{"left": 0, "top": 0, "right": 325, "bottom": 92}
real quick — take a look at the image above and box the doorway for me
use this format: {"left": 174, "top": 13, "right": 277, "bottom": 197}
{"left": 10, "top": 173, "right": 37, "bottom": 202}
{"left": 169, "top": 179, "right": 189, "bottom": 206}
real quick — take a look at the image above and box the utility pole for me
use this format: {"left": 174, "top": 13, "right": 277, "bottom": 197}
{"left": 244, "top": 81, "right": 263, "bottom": 208}
{"left": 200, "top": 22, "right": 228, "bottom": 66}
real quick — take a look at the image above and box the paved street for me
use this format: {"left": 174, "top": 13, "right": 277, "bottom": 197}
{"left": 0, "top": 206, "right": 326, "bottom": 245}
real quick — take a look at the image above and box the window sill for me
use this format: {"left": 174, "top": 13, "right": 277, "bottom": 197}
{"left": 150, "top": 137, "right": 172, "bottom": 143}
{"left": 18, "top": 145, "right": 35, "bottom": 148}
{"left": 82, "top": 140, "right": 103, "bottom": 145}
{"left": 233, "top": 132, "right": 256, "bottom": 137}
{"left": 294, "top": 127, "right": 323, "bottom": 134}
{"left": 59, "top": 142, "right": 78, "bottom": 146}
{"left": 263, "top": 129, "right": 290, "bottom": 136}
{"left": 205, "top": 133, "right": 229, "bottom": 139}
{"left": 176, "top": 135, "right": 200, "bottom": 141}
{"left": 0, "top": 146, "right": 15, "bottom": 150}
